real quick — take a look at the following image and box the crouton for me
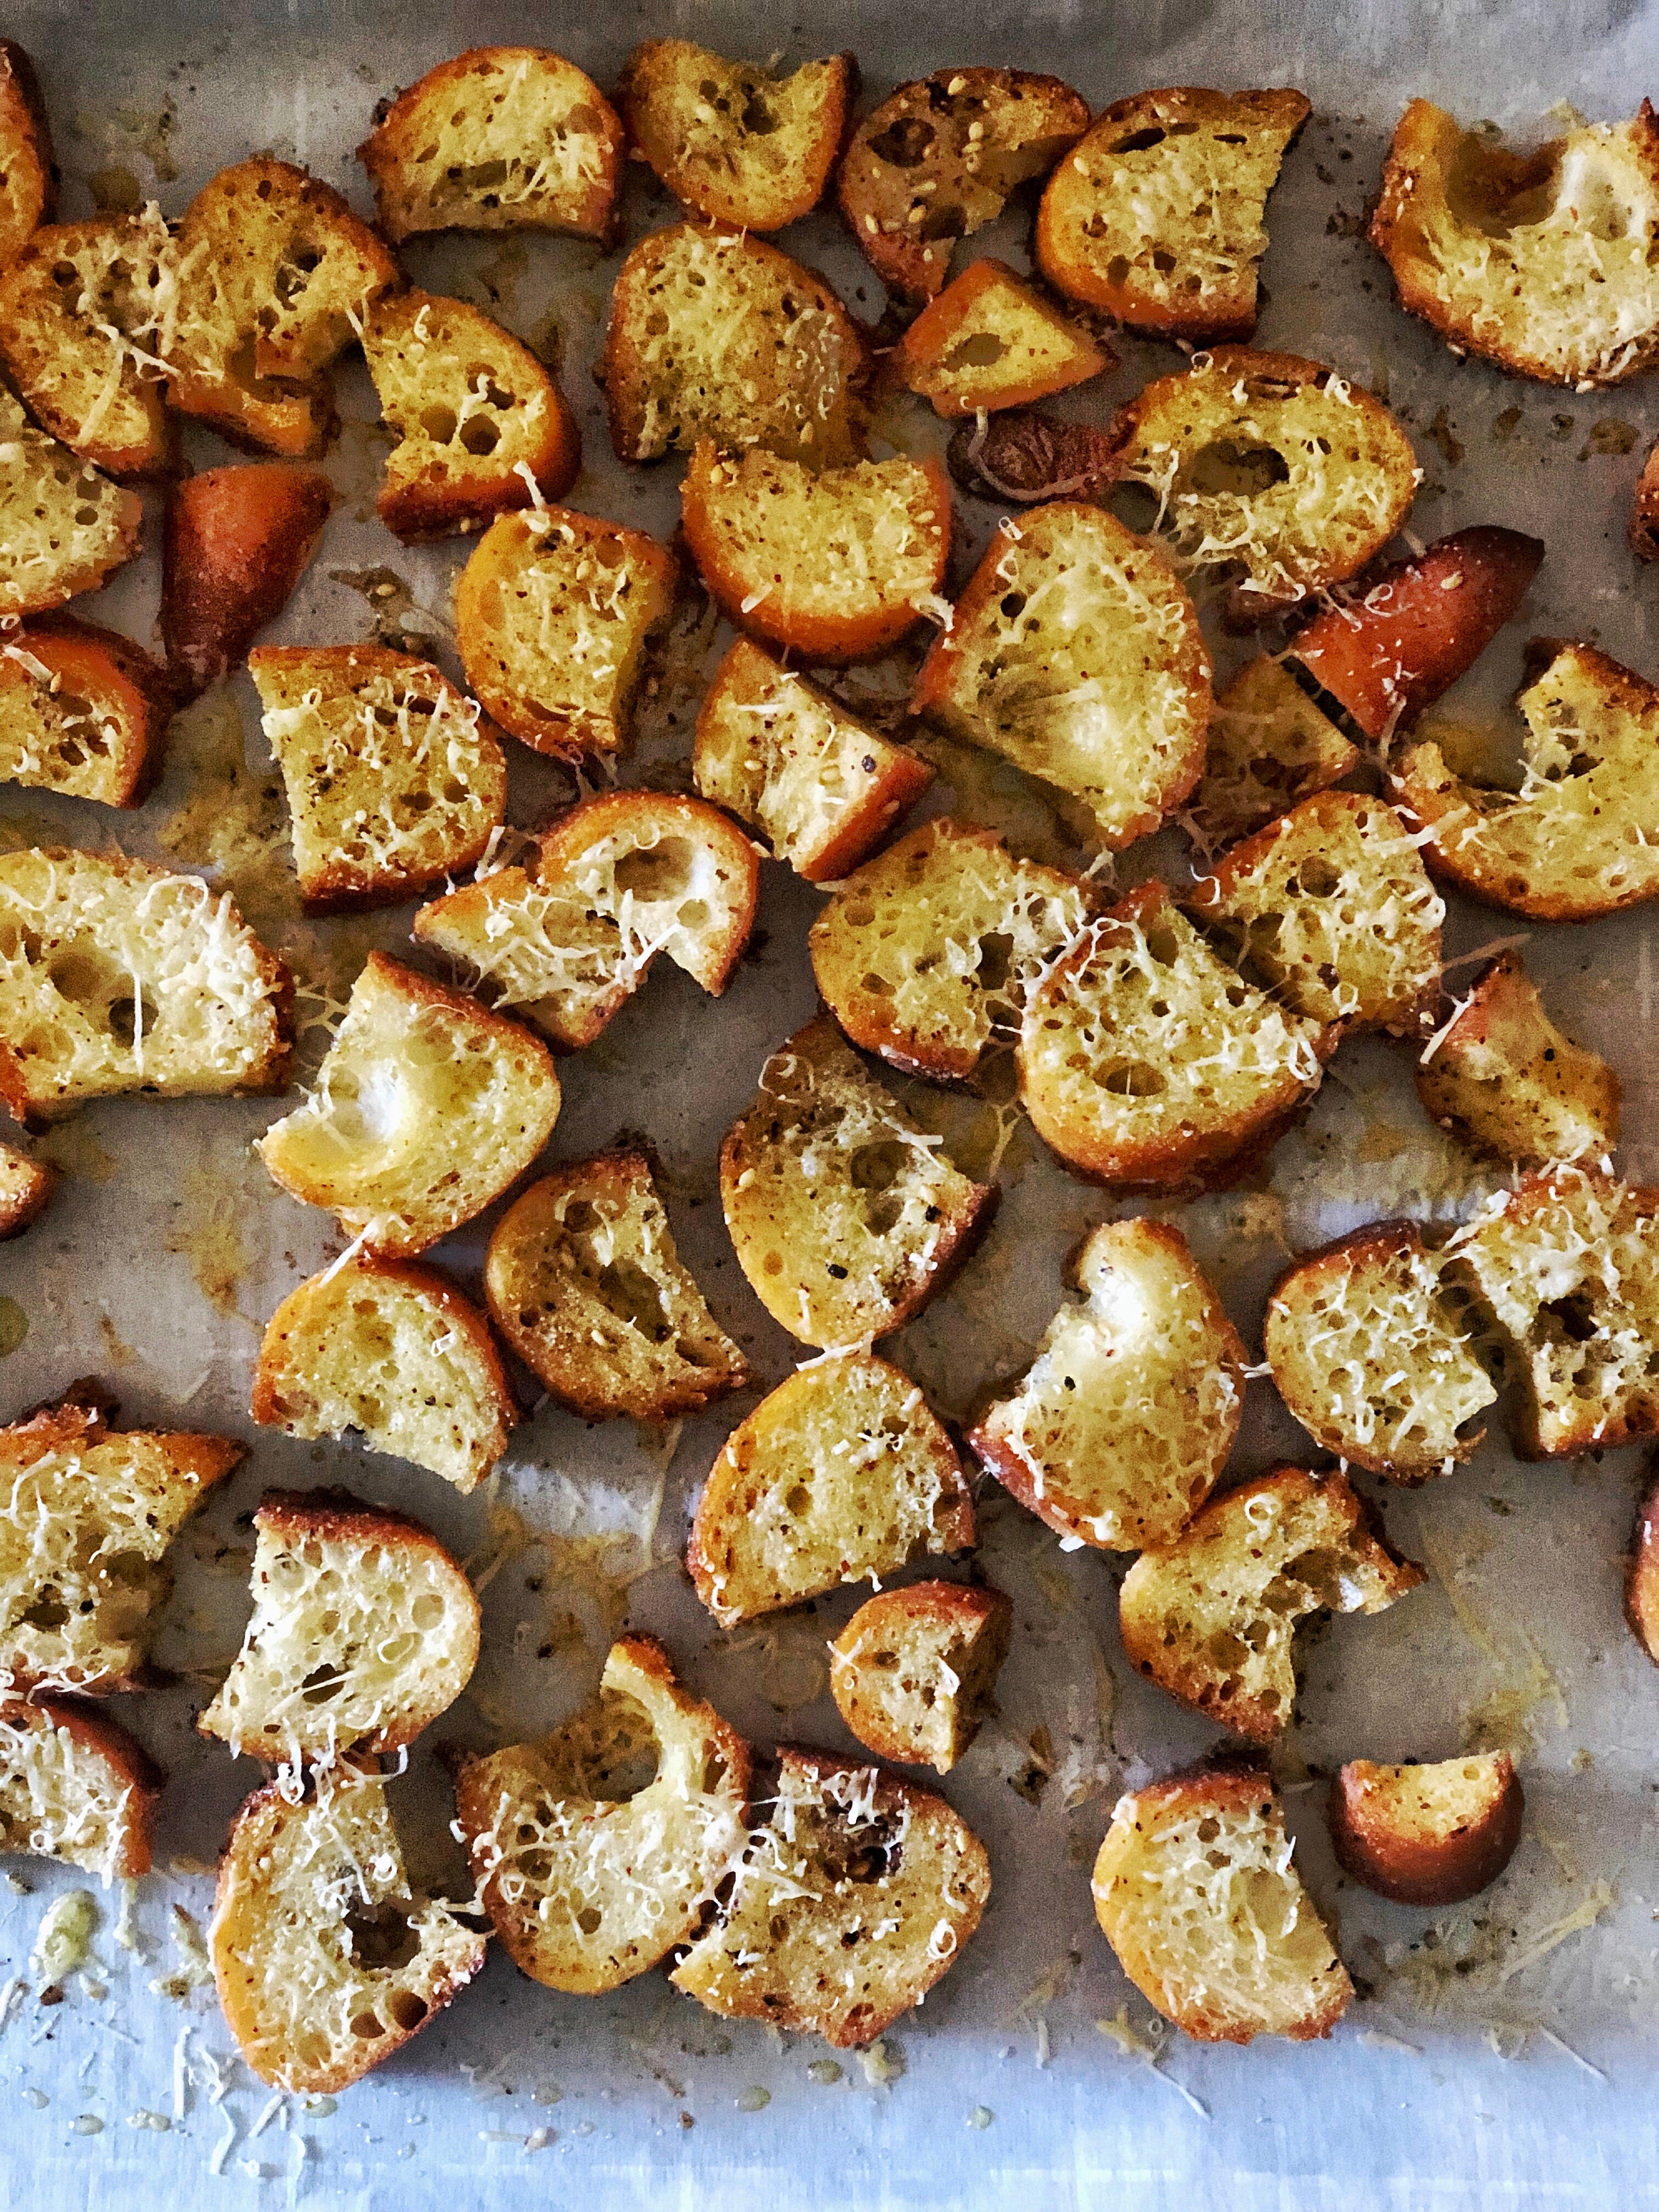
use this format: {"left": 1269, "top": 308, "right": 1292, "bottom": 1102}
{"left": 249, "top": 642, "right": 507, "bottom": 915}
{"left": 413, "top": 789, "right": 758, "bottom": 1049}
{"left": 688, "top": 1352, "right": 974, "bottom": 1628}
{"left": 1036, "top": 88, "right": 1310, "bottom": 343}
{"left": 828, "top": 1581, "right": 1010, "bottom": 1772}
{"left": 839, "top": 68, "right": 1089, "bottom": 302}
{"left": 0, "top": 848, "right": 291, "bottom": 1122}
{"left": 359, "top": 47, "right": 623, "bottom": 245}
{"left": 162, "top": 464, "right": 333, "bottom": 699}
{"left": 453, "top": 504, "right": 678, "bottom": 760}
{"left": 1183, "top": 654, "right": 1360, "bottom": 853}
{"left": 1416, "top": 951, "right": 1621, "bottom": 1167}
{"left": 895, "top": 257, "right": 1111, "bottom": 417}
{"left": 0, "top": 390, "right": 142, "bottom": 618}
{"left": 912, "top": 501, "right": 1211, "bottom": 845}
{"left": 210, "top": 1768, "right": 486, "bottom": 2094}
{"left": 1370, "top": 99, "right": 1659, "bottom": 387}
{"left": 618, "top": 41, "right": 854, "bottom": 232}
{"left": 1093, "top": 1762, "right": 1351, "bottom": 2042}
{"left": 251, "top": 1256, "right": 515, "bottom": 1493}
{"left": 1018, "top": 879, "right": 1328, "bottom": 1192}
{"left": 945, "top": 406, "right": 1118, "bottom": 507}
{"left": 1626, "top": 1468, "right": 1659, "bottom": 1662}
{"left": 600, "top": 223, "right": 864, "bottom": 467}
{"left": 0, "top": 1696, "right": 161, "bottom": 1882}
{"left": 1631, "top": 438, "right": 1659, "bottom": 561}
{"left": 809, "top": 817, "right": 1087, "bottom": 1082}
{"left": 671, "top": 1746, "right": 990, "bottom": 2045}
{"left": 454, "top": 1634, "right": 749, "bottom": 1995}
{"left": 0, "top": 617, "right": 171, "bottom": 809}
{"left": 1118, "top": 1468, "right": 1423, "bottom": 1740}
{"left": 1329, "top": 1753, "right": 1523, "bottom": 1906}
{"left": 200, "top": 1488, "right": 479, "bottom": 1762}
{"left": 0, "top": 41, "right": 53, "bottom": 265}
{"left": 256, "top": 951, "right": 559, "bottom": 1258}
{"left": 0, "top": 1389, "right": 242, "bottom": 1694}
{"left": 680, "top": 443, "right": 950, "bottom": 664}
{"left": 970, "top": 1217, "right": 1245, "bottom": 1549}
{"left": 1263, "top": 1221, "right": 1497, "bottom": 1482}
{"left": 0, "top": 1139, "right": 53, "bottom": 1238}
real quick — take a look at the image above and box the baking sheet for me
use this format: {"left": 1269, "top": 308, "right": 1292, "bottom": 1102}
{"left": 4, "top": 2, "right": 1659, "bottom": 2205}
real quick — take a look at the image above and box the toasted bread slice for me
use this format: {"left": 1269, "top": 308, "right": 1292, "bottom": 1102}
{"left": 1418, "top": 952, "right": 1621, "bottom": 1168}
{"left": 829, "top": 1581, "right": 1010, "bottom": 1773}
{"left": 1118, "top": 1467, "right": 1423, "bottom": 1740}
{"left": 162, "top": 464, "right": 332, "bottom": 699}
{"left": 454, "top": 504, "right": 678, "bottom": 760}
{"left": 1632, "top": 438, "right": 1659, "bottom": 561}
{"left": 200, "top": 1488, "right": 479, "bottom": 1762}
{"left": 0, "top": 1696, "right": 161, "bottom": 1882}
{"left": 486, "top": 1151, "right": 748, "bottom": 1421}
{"left": 1018, "top": 879, "right": 1327, "bottom": 1192}
{"left": 809, "top": 817, "right": 1086, "bottom": 1082}
{"left": 1036, "top": 87, "right": 1309, "bottom": 342}
{"left": 0, "top": 848, "right": 290, "bottom": 1122}
{"left": 1330, "top": 1753, "right": 1522, "bottom": 1906}
{"left": 1094, "top": 1762, "right": 1351, "bottom": 2043}
{"left": 359, "top": 47, "right": 623, "bottom": 245}
{"left": 0, "top": 1390, "right": 242, "bottom": 1694}
{"left": 257, "top": 951, "right": 559, "bottom": 1257}
{"left": 896, "top": 258, "right": 1110, "bottom": 417}
{"left": 970, "top": 1217, "right": 1245, "bottom": 1549}
{"left": 839, "top": 68, "right": 1089, "bottom": 302}
{"left": 681, "top": 444, "right": 950, "bottom": 664}
{"left": 0, "top": 1139, "right": 53, "bottom": 1238}
{"left": 945, "top": 405, "right": 1120, "bottom": 505}
{"left": 0, "top": 617, "right": 171, "bottom": 809}
{"left": 618, "top": 41, "right": 853, "bottom": 232}
{"left": 363, "top": 290, "right": 580, "bottom": 541}
{"left": 0, "top": 390, "right": 142, "bottom": 619}
{"left": 671, "top": 1746, "right": 990, "bottom": 2045}
{"left": 455, "top": 1634, "right": 749, "bottom": 1995}
{"left": 0, "top": 42, "right": 53, "bottom": 264}
{"left": 688, "top": 1352, "right": 973, "bottom": 1627}
{"left": 1626, "top": 1469, "right": 1659, "bottom": 1662}
{"left": 1264, "top": 1221, "right": 1497, "bottom": 1482}
{"left": 249, "top": 642, "right": 507, "bottom": 915}
{"left": 1183, "top": 654, "right": 1360, "bottom": 853}
{"left": 1371, "top": 99, "right": 1659, "bottom": 387}
{"left": 251, "top": 1256, "right": 515, "bottom": 1492}
{"left": 211, "top": 1768, "right": 486, "bottom": 2094}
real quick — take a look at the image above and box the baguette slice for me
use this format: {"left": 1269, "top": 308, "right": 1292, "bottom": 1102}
{"left": 1417, "top": 951, "right": 1621, "bottom": 1167}
{"left": 1329, "top": 1753, "right": 1522, "bottom": 1907}
{"left": 1118, "top": 1467, "right": 1423, "bottom": 1740}
{"left": 257, "top": 951, "right": 560, "bottom": 1258}
{"left": 1036, "top": 87, "right": 1310, "bottom": 342}
{"left": 828, "top": 1581, "right": 1011, "bottom": 1773}
{"left": 896, "top": 258, "right": 1111, "bottom": 417}
{"left": 970, "top": 1217, "right": 1245, "bottom": 1549}
{"left": 455, "top": 1634, "right": 749, "bottom": 1995}
{"left": 0, "top": 1138, "right": 53, "bottom": 1238}
{"left": 618, "top": 42, "right": 854, "bottom": 232}
{"left": 251, "top": 1256, "right": 515, "bottom": 1492}
{"left": 0, "top": 41, "right": 52, "bottom": 264}
{"left": 0, "top": 1695, "right": 162, "bottom": 1882}
{"left": 1632, "top": 438, "right": 1659, "bottom": 561}
{"left": 1183, "top": 654, "right": 1360, "bottom": 853}
{"left": 1093, "top": 1762, "right": 1351, "bottom": 2044}
{"left": 0, "top": 388, "right": 142, "bottom": 618}
{"left": 162, "top": 464, "right": 332, "bottom": 699}
{"left": 670, "top": 1746, "right": 991, "bottom": 2046}
{"left": 0, "top": 617, "right": 172, "bottom": 809}
{"left": 688, "top": 1352, "right": 973, "bottom": 1627}
{"left": 945, "top": 405, "right": 1120, "bottom": 506}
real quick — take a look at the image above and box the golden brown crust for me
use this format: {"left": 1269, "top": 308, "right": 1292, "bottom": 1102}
{"left": 617, "top": 42, "right": 855, "bottom": 231}
{"left": 0, "top": 1694, "right": 165, "bottom": 1878}
{"left": 1, "top": 617, "right": 173, "bottom": 808}
{"left": 895, "top": 257, "right": 1111, "bottom": 417}
{"left": 828, "top": 1581, "right": 1011, "bottom": 1770}
{"left": 1329, "top": 1753, "right": 1522, "bottom": 1906}
{"left": 0, "top": 41, "right": 54, "bottom": 263}
{"left": 1415, "top": 950, "right": 1622, "bottom": 1168}
{"left": 0, "top": 1140, "right": 54, "bottom": 1239}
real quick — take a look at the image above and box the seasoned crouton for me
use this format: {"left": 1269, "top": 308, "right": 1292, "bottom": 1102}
{"left": 0, "top": 617, "right": 171, "bottom": 809}
{"left": 1329, "top": 1753, "right": 1522, "bottom": 1906}
{"left": 1626, "top": 1468, "right": 1659, "bottom": 1662}
{"left": 161, "top": 464, "right": 332, "bottom": 699}
{"left": 1183, "top": 654, "right": 1360, "bottom": 853}
{"left": 896, "top": 258, "right": 1110, "bottom": 417}
{"left": 618, "top": 41, "right": 854, "bottom": 232}
{"left": 1631, "top": 438, "right": 1659, "bottom": 561}
{"left": 0, "top": 42, "right": 53, "bottom": 265}
{"left": 830, "top": 1581, "right": 1011, "bottom": 1772}
{"left": 945, "top": 404, "right": 1120, "bottom": 505}
{"left": 0, "top": 1139, "right": 53, "bottom": 1238}
{"left": 1416, "top": 951, "right": 1621, "bottom": 1167}
{"left": 0, "top": 1696, "right": 161, "bottom": 1882}
{"left": 0, "top": 390, "right": 142, "bottom": 618}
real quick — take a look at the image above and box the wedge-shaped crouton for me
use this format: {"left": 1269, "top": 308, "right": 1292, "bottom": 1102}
{"left": 0, "top": 389, "right": 142, "bottom": 618}
{"left": 1183, "top": 654, "right": 1359, "bottom": 853}
{"left": 0, "top": 1139, "right": 53, "bottom": 1239}
{"left": 454, "top": 505, "right": 678, "bottom": 761}
{"left": 1330, "top": 1752, "right": 1522, "bottom": 1906}
{"left": 251, "top": 1256, "right": 515, "bottom": 1493}
{"left": 0, "top": 1696, "right": 161, "bottom": 1882}
{"left": 721, "top": 1017, "right": 995, "bottom": 1348}
{"left": 1417, "top": 951, "right": 1621, "bottom": 1167}
{"left": 688, "top": 1352, "right": 974, "bottom": 1627}
{"left": 0, "top": 617, "right": 171, "bottom": 809}
{"left": 1371, "top": 99, "right": 1659, "bottom": 387}
{"left": 912, "top": 501, "right": 1211, "bottom": 845}
{"left": 359, "top": 47, "right": 623, "bottom": 245}
{"left": 1632, "top": 438, "right": 1659, "bottom": 561}
{"left": 0, "top": 849, "right": 290, "bottom": 1122}
{"left": 1264, "top": 1221, "right": 1497, "bottom": 1482}
{"left": 810, "top": 818, "right": 1086, "bottom": 1082}
{"left": 671, "top": 1746, "right": 990, "bottom": 2045}
{"left": 211, "top": 1769, "right": 487, "bottom": 2094}
{"left": 839, "top": 68, "right": 1089, "bottom": 302}
{"left": 945, "top": 404, "right": 1119, "bottom": 505}
{"left": 363, "top": 290, "right": 580, "bottom": 541}
{"left": 1392, "top": 641, "right": 1659, "bottom": 921}
{"left": 1626, "top": 1469, "right": 1659, "bottom": 1662}
{"left": 896, "top": 258, "right": 1110, "bottom": 417}
{"left": 618, "top": 41, "right": 853, "bottom": 232}
{"left": 1036, "top": 88, "right": 1309, "bottom": 343}
{"left": 829, "top": 1581, "right": 1010, "bottom": 1773}
{"left": 0, "top": 41, "right": 52, "bottom": 264}
{"left": 249, "top": 643, "right": 507, "bottom": 915}
{"left": 1118, "top": 1468, "right": 1423, "bottom": 1740}
{"left": 455, "top": 1634, "right": 749, "bottom": 1995}
{"left": 1093, "top": 1762, "right": 1351, "bottom": 2043}
{"left": 162, "top": 465, "right": 332, "bottom": 699}
{"left": 414, "top": 790, "right": 757, "bottom": 1049}
{"left": 1018, "top": 881, "right": 1327, "bottom": 1191}
{"left": 257, "top": 951, "right": 559, "bottom": 1257}
{"left": 0, "top": 1390, "right": 242, "bottom": 1694}
{"left": 681, "top": 444, "right": 949, "bottom": 664}
{"left": 486, "top": 1152, "right": 749, "bottom": 1422}
{"left": 1187, "top": 791, "right": 1444, "bottom": 1037}
{"left": 600, "top": 224, "right": 864, "bottom": 467}
{"left": 970, "top": 1217, "right": 1245, "bottom": 1549}
{"left": 200, "top": 1489, "right": 479, "bottom": 1762}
